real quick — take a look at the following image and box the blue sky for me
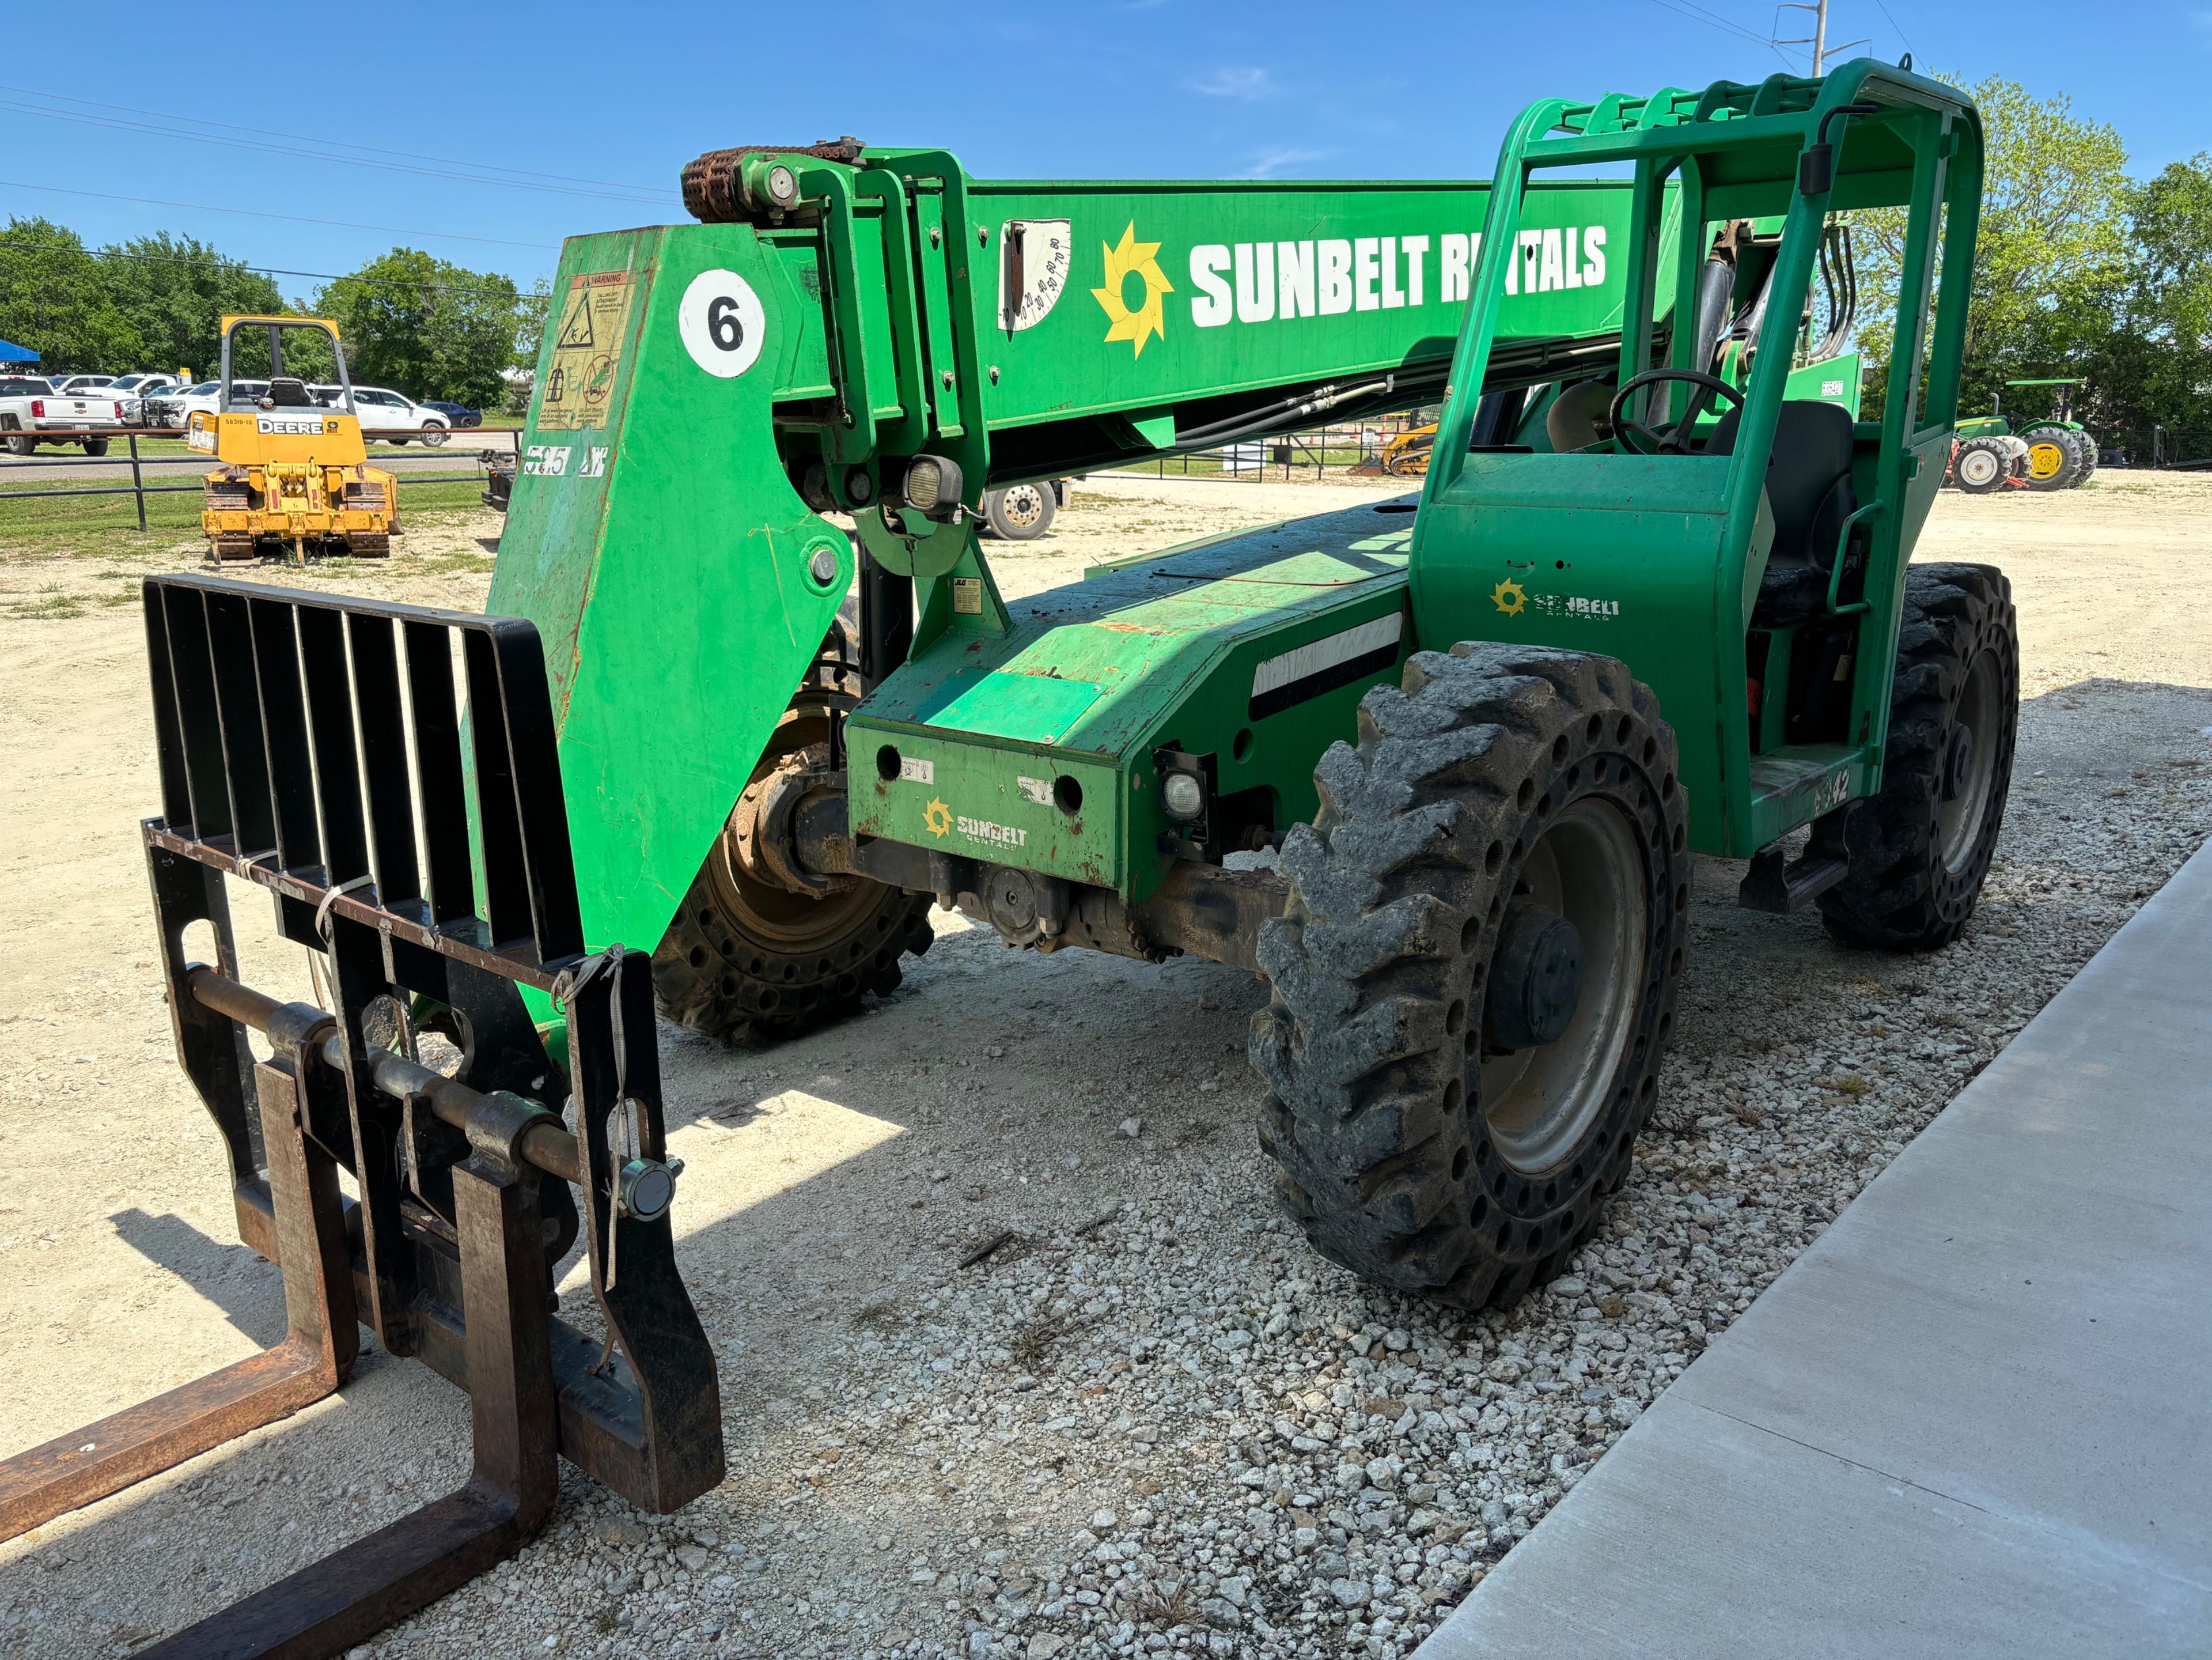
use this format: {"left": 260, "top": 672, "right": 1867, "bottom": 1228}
{"left": 5, "top": 1, "right": 2202, "bottom": 296}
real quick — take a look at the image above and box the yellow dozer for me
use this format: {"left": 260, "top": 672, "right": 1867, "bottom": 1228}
{"left": 188, "top": 315, "right": 396, "bottom": 562}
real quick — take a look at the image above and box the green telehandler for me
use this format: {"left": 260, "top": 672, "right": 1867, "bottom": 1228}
{"left": 7, "top": 59, "right": 2010, "bottom": 1653}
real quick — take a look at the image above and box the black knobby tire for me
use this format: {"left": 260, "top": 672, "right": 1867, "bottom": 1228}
{"left": 1950, "top": 438, "right": 2010, "bottom": 494}
{"left": 1819, "top": 564, "right": 2018, "bottom": 951}
{"left": 2018, "top": 425, "right": 2082, "bottom": 492}
{"left": 1252, "top": 644, "right": 1691, "bottom": 1309}
{"left": 2069, "top": 429, "right": 2099, "bottom": 485}
{"left": 983, "top": 483, "right": 1056, "bottom": 540}
{"left": 653, "top": 617, "right": 936, "bottom": 1046}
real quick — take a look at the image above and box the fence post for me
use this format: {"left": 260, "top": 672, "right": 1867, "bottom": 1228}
{"left": 128, "top": 433, "right": 147, "bottom": 531}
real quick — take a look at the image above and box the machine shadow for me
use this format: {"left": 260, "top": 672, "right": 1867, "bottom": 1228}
{"left": 106, "top": 1208, "right": 290, "bottom": 1348}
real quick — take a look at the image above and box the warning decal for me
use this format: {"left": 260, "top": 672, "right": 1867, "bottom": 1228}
{"left": 539, "top": 270, "right": 635, "bottom": 431}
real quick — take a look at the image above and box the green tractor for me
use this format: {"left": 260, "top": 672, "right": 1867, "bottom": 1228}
{"left": 1951, "top": 376, "right": 2097, "bottom": 493}
{"left": 135, "top": 61, "right": 2008, "bottom": 1317}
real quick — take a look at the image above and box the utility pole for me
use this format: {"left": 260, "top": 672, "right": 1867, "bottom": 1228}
{"left": 1775, "top": 0, "right": 1865, "bottom": 73}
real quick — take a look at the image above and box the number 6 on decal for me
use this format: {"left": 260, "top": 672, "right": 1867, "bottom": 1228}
{"left": 679, "top": 269, "right": 766, "bottom": 378}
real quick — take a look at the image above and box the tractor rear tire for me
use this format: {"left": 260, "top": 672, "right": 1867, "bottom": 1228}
{"left": 1818, "top": 564, "right": 2017, "bottom": 951}
{"left": 2020, "top": 426, "right": 2082, "bottom": 491}
{"left": 653, "top": 617, "right": 937, "bottom": 1047}
{"left": 1253, "top": 644, "right": 1691, "bottom": 1309}
{"left": 1951, "top": 438, "right": 2010, "bottom": 494}
{"left": 2070, "top": 430, "right": 2099, "bottom": 485}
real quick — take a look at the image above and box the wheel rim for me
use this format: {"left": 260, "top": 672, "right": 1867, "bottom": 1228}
{"left": 1958, "top": 449, "right": 1999, "bottom": 487}
{"left": 999, "top": 485, "right": 1046, "bottom": 528}
{"left": 699, "top": 702, "right": 880, "bottom": 952}
{"left": 2027, "top": 441, "right": 2066, "bottom": 479}
{"left": 1937, "top": 649, "right": 2002, "bottom": 871}
{"left": 1480, "top": 798, "right": 1648, "bottom": 1174}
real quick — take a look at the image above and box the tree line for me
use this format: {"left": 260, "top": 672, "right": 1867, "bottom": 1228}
{"left": 1853, "top": 77, "right": 2208, "bottom": 462}
{"left": 0, "top": 218, "right": 545, "bottom": 410}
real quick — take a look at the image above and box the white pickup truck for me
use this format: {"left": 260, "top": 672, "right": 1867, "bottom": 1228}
{"left": 0, "top": 375, "right": 124, "bottom": 454}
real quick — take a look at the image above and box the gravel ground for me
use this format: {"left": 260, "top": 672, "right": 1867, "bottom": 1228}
{"left": 3, "top": 481, "right": 2210, "bottom": 1660}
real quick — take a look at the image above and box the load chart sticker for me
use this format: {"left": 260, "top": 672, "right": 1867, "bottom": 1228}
{"left": 539, "top": 270, "right": 635, "bottom": 431}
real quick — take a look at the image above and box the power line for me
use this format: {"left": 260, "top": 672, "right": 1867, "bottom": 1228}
{"left": 0, "top": 84, "right": 666, "bottom": 198}
{"left": 1868, "top": 0, "right": 1915, "bottom": 56}
{"left": 0, "top": 237, "right": 534, "bottom": 301}
{"left": 0, "top": 96, "right": 671, "bottom": 208}
{"left": 1644, "top": 0, "right": 1794, "bottom": 61}
{"left": 0, "top": 177, "right": 555, "bottom": 252}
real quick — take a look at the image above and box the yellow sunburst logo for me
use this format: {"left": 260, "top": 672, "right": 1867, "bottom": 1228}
{"left": 1092, "top": 222, "right": 1173, "bottom": 358}
{"left": 923, "top": 797, "right": 953, "bottom": 838}
{"left": 1491, "top": 578, "right": 1527, "bottom": 617}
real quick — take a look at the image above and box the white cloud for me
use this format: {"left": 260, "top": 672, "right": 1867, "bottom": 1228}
{"left": 1186, "top": 66, "right": 1276, "bottom": 100}
{"left": 1238, "top": 145, "right": 1332, "bottom": 179}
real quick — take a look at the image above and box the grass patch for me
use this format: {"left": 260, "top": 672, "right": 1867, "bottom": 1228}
{"left": 8, "top": 589, "right": 86, "bottom": 620}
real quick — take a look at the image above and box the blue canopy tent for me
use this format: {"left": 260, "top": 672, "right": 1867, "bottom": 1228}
{"left": 0, "top": 339, "right": 37, "bottom": 364}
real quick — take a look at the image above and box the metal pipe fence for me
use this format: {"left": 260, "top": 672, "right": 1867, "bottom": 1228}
{"left": 1, "top": 428, "right": 498, "bottom": 531}
{"left": 1134, "top": 417, "right": 1433, "bottom": 483}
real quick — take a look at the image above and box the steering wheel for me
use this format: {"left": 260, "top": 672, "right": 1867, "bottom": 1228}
{"left": 1607, "top": 369, "right": 1744, "bottom": 455}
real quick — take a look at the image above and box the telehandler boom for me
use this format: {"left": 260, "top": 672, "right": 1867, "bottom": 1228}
{"left": 6, "top": 60, "right": 2009, "bottom": 1658}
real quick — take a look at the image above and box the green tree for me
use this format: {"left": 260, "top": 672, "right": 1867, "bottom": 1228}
{"left": 2085, "top": 154, "right": 2212, "bottom": 459}
{"left": 1854, "top": 78, "right": 2131, "bottom": 422}
{"left": 98, "top": 233, "right": 283, "bottom": 383}
{"left": 0, "top": 217, "right": 143, "bottom": 374}
{"left": 315, "top": 248, "right": 520, "bottom": 408}
{"left": 505, "top": 275, "right": 551, "bottom": 414}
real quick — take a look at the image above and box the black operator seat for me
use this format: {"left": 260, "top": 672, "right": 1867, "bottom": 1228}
{"left": 266, "top": 376, "right": 315, "bottom": 409}
{"left": 1705, "top": 399, "right": 1860, "bottom": 623}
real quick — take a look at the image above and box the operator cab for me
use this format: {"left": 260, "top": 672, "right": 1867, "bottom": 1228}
{"left": 1410, "top": 62, "right": 1981, "bottom": 860}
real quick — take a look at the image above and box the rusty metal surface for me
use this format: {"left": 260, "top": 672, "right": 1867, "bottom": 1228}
{"left": 186, "top": 967, "right": 583, "bottom": 1184}
{"left": 681, "top": 137, "right": 866, "bottom": 221}
{"left": 8, "top": 583, "right": 729, "bottom": 1653}
{"left": 137, "top": 1137, "right": 560, "bottom": 1659}
{"left": 1134, "top": 861, "right": 1290, "bottom": 975}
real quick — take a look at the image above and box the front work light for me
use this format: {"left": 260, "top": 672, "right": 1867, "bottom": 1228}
{"left": 1162, "top": 770, "right": 1206, "bottom": 821}
{"left": 904, "top": 453, "right": 965, "bottom": 520}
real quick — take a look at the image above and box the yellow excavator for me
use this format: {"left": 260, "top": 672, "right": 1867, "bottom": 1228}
{"left": 187, "top": 315, "right": 396, "bottom": 561}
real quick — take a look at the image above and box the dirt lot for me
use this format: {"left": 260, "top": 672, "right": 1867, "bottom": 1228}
{"left": 2, "top": 471, "right": 2209, "bottom": 1660}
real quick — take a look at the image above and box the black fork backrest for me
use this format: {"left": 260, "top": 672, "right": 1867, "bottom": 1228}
{"left": 142, "top": 576, "right": 585, "bottom": 971}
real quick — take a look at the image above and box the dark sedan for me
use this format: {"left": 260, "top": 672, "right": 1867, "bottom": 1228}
{"left": 422, "top": 400, "right": 483, "bottom": 428}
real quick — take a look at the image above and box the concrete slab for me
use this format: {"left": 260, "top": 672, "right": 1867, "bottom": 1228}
{"left": 1418, "top": 837, "right": 2212, "bottom": 1659}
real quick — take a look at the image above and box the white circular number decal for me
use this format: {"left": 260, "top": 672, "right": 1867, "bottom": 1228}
{"left": 678, "top": 269, "right": 765, "bottom": 379}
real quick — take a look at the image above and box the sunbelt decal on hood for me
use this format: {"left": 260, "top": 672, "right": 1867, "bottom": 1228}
{"left": 1187, "top": 227, "right": 1607, "bottom": 330}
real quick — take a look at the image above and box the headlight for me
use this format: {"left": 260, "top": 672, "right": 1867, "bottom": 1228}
{"left": 903, "top": 453, "right": 964, "bottom": 519}
{"left": 1162, "top": 770, "right": 1206, "bottom": 821}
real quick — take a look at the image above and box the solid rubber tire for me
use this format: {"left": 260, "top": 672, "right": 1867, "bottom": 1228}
{"left": 1252, "top": 643, "right": 1691, "bottom": 1310}
{"left": 652, "top": 618, "right": 935, "bottom": 1046}
{"left": 1817, "top": 563, "right": 2018, "bottom": 951}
